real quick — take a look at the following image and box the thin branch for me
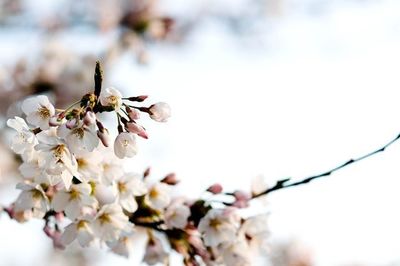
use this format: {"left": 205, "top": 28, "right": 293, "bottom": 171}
{"left": 252, "top": 133, "right": 400, "bottom": 199}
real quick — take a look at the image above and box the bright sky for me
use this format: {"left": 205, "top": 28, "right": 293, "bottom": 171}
{"left": 1, "top": 0, "right": 400, "bottom": 265}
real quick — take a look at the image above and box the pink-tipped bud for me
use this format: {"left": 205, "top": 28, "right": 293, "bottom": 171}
{"left": 126, "top": 106, "right": 141, "bottom": 120}
{"left": 66, "top": 118, "right": 77, "bottom": 129}
{"left": 206, "top": 183, "right": 223, "bottom": 194}
{"left": 126, "top": 122, "right": 148, "bottom": 139}
{"left": 51, "top": 230, "right": 65, "bottom": 250}
{"left": 233, "top": 190, "right": 250, "bottom": 201}
{"left": 128, "top": 95, "right": 148, "bottom": 102}
{"left": 161, "top": 173, "right": 179, "bottom": 185}
{"left": 49, "top": 116, "right": 63, "bottom": 127}
{"left": 149, "top": 102, "right": 171, "bottom": 122}
{"left": 83, "top": 111, "right": 96, "bottom": 126}
{"left": 232, "top": 190, "right": 251, "bottom": 209}
{"left": 97, "top": 128, "right": 111, "bottom": 147}
{"left": 43, "top": 225, "right": 54, "bottom": 237}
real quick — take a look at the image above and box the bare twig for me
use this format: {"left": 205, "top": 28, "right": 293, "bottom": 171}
{"left": 252, "top": 133, "right": 400, "bottom": 199}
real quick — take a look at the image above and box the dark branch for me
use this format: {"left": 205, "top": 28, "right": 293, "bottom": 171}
{"left": 252, "top": 133, "right": 400, "bottom": 198}
{"left": 94, "top": 61, "right": 103, "bottom": 98}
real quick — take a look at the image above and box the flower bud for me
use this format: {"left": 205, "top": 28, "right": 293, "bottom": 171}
{"left": 149, "top": 102, "right": 171, "bottom": 122}
{"left": 97, "top": 128, "right": 111, "bottom": 147}
{"left": 206, "top": 183, "right": 223, "bottom": 194}
{"left": 66, "top": 118, "right": 77, "bottom": 129}
{"left": 126, "top": 122, "right": 148, "bottom": 139}
{"left": 126, "top": 106, "right": 141, "bottom": 120}
{"left": 161, "top": 173, "right": 179, "bottom": 185}
{"left": 127, "top": 95, "right": 148, "bottom": 102}
{"left": 83, "top": 111, "right": 96, "bottom": 126}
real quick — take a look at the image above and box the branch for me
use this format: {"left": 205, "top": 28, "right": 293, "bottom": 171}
{"left": 252, "top": 133, "right": 400, "bottom": 199}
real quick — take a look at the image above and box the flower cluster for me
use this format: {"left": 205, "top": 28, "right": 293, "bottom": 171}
{"left": 4, "top": 63, "right": 270, "bottom": 266}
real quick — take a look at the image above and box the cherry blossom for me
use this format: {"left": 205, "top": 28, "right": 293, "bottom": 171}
{"left": 149, "top": 102, "right": 171, "bottom": 122}
{"left": 14, "top": 183, "right": 49, "bottom": 218}
{"left": 21, "top": 95, "right": 55, "bottom": 130}
{"left": 7, "top": 116, "right": 37, "bottom": 155}
{"left": 114, "top": 132, "right": 137, "bottom": 159}
{"left": 93, "top": 204, "right": 130, "bottom": 242}
{"left": 198, "top": 208, "right": 240, "bottom": 247}
{"left": 99, "top": 87, "right": 122, "bottom": 110}
{"left": 61, "top": 220, "right": 95, "bottom": 247}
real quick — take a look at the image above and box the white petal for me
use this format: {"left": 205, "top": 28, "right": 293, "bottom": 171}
{"left": 21, "top": 97, "right": 40, "bottom": 114}
{"left": 120, "top": 197, "right": 138, "bottom": 213}
{"left": 51, "top": 191, "right": 69, "bottom": 212}
{"left": 61, "top": 223, "right": 78, "bottom": 246}
{"left": 65, "top": 200, "right": 81, "bottom": 221}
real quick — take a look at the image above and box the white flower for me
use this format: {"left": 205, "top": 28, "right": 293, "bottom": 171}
{"left": 7, "top": 117, "right": 37, "bottom": 155}
{"left": 93, "top": 204, "right": 129, "bottom": 242}
{"left": 143, "top": 236, "right": 169, "bottom": 265}
{"left": 99, "top": 149, "right": 124, "bottom": 184}
{"left": 99, "top": 87, "right": 122, "bottom": 110}
{"left": 61, "top": 220, "right": 95, "bottom": 247}
{"left": 240, "top": 214, "right": 270, "bottom": 251}
{"left": 116, "top": 173, "right": 148, "bottom": 213}
{"left": 111, "top": 236, "right": 132, "bottom": 257}
{"left": 35, "top": 130, "right": 79, "bottom": 189}
{"left": 18, "top": 152, "right": 42, "bottom": 180}
{"left": 164, "top": 202, "right": 190, "bottom": 229}
{"left": 251, "top": 175, "right": 269, "bottom": 197}
{"left": 21, "top": 95, "right": 55, "bottom": 130}
{"left": 75, "top": 150, "right": 102, "bottom": 180}
{"left": 51, "top": 183, "right": 96, "bottom": 220}
{"left": 220, "top": 239, "right": 252, "bottom": 266}
{"left": 58, "top": 122, "right": 99, "bottom": 155}
{"left": 146, "top": 182, "right": 171, "bottom": 210}
{"left": 114, "top": 132, "right": 137, "bottom": 159}
{"left": 14, "top": 183, "right": 49, "bottom": 218}
{"left": 198, "top": 208, "right": 239, "bottom": 247}
{"left": 149, "top": 102, "right": 171, "bottom": 122}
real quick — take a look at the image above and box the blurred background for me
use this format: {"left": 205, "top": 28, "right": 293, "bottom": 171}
{"left": 1, "top": 0, "right": 400, "bottom": 265}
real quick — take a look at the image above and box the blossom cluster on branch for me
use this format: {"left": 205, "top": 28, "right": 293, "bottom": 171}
{"left": 4, "top": 62, "right": 270, "bottom": 266}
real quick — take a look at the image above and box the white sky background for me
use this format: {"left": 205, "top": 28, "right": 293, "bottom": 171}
{"left": 1, "top": 0, "right": 400, "bottom": 265}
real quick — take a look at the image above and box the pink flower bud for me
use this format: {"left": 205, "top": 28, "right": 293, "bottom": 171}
{"left": 206, "top": 183, "right": 223, "bottom": 194}
{"left": 51, "top": 231, "right": 65, "bottom": 250}
{"left": 149, "top": 102, "right": 171, "bottom": 122}
{"left": 83, "top": 111, "right": 96, "bottom": 126}
{"left": 66, "top": 118, "right": 77, "bottom": 129}
{"left": 127, "top": 95, "right": 148, "bottom": 102}
{"left": 233, "top": 190, "right": 250, "bottom": 201}
{"left": 126, "top": 122, "right": 148, "bottom": 139}
{"left": 232, "top": 190, "right": 250, "bottom": 208}
{"left": 43, "top": 225, "right": 53, "bottom": 237}
{"left": 97, "top": 128, "right": 111, "bottom": 147}
{"left": 126, "top": 106, "right": 141, "bottom": 120}
{"left": 161, "top": 173, "right": 179, "bottom": 185}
